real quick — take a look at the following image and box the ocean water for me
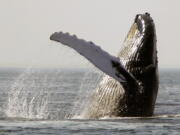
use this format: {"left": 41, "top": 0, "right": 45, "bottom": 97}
{"left": 0, "top": 68, "right": 180, "bottom": 135}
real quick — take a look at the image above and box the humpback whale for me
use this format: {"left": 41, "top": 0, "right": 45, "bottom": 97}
{"left": 50, "top": 13, "right": 159, "bottom": 118}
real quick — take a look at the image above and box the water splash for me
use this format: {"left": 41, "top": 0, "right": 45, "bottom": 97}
{"left": 70, "top": 68, "right": 103, "bottom": 119}
{"left": 5, "top": 67, "right": 103, "bottom": 120}
{"left": 5, "top": 69, "right": 51, "bottom": 119}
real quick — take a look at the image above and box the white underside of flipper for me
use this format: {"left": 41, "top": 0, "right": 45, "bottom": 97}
{"left": 50, "top": 32, "right": 133, "bottom": 83}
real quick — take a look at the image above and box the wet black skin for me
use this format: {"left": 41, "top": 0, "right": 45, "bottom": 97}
{"left": 114, "top": 13, "right": 158, "bottom": 116}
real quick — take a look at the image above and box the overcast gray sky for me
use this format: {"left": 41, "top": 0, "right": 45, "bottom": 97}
{"left": 0, "top": 0, "right": 180, "bottom": 69}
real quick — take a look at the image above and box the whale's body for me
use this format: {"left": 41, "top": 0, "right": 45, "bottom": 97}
{"left": 50, "top": 13, "right": 159, "bottom": 118}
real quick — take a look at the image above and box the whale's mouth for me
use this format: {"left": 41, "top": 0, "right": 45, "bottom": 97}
{"left": 118, "top": 13, "right": 157, "bottom": 80}
{"left": 134, "top": 13, "right": 157, "bottom": 67}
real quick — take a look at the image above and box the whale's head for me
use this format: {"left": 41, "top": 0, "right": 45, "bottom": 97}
{"left": 119, "top": 13, "right": 157, "bottom": 73}
{"left": 118, "top": 13, "right": 158, "bottom": 115}
{"left": 133, "top": 13, "right": 157, "bottom": 71}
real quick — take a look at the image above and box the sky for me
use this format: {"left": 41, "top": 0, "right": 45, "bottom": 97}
{"left": 0, "top": 0, "right": 180, "bottom": 69}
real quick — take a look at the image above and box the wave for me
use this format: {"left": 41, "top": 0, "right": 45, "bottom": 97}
{"left": 71, "top": 113, "right": 180, "bottom": 120}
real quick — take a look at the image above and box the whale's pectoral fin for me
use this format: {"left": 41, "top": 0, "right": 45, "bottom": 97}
{"left": 50, "top": 32, "right": 136, "bottom": 83}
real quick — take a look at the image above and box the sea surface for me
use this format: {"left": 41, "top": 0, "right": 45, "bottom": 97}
{"left": 0, "top": 68, "right": 180, "bottom": 135}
